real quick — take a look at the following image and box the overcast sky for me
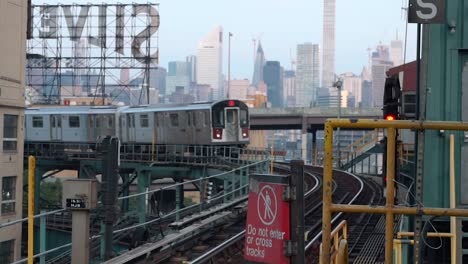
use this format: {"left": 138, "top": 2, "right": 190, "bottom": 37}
{"left": 33, "top": 0, "right": 417, "bottom": 80}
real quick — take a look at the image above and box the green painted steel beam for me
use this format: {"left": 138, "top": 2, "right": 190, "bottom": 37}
{"left": 423, "top": 0, "right": 465, "bottom": 208}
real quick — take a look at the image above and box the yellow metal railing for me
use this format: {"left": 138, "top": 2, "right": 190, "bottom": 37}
{"left": 321, "top": 119, "right": 468, "bottom": 264}
{"left": 320, "top": 220, "right": 348, "bottom": 264}
{"left": 340, "top": 129, "right": 380, "bottom": 162}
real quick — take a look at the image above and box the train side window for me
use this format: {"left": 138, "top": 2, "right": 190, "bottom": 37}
{"left": 57, "top": 116, "right": 61, "bottom": 128}
{"left": 170, "top": 113, "right": 179, "bottom": 127}
{"left": 240, "top": 110, "right": 248, "bottom": 127}
{"left": 187, "top": 112, "right": 191, "bottom": 127}
{"left": 89, "top": 117, "right": 94, "bottom": 128}
{"left": 140, "top": 114, "right": 149, "bottom": 128}
{"left": 69, "top": 116, "right": 80, "bottom": 128}
{"left": 32, "top": 116, "right": 43, "bottom": 128}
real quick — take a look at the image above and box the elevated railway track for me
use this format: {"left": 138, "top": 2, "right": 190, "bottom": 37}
{"left": 106, "top": 163, "right": 382, "bottom": 264}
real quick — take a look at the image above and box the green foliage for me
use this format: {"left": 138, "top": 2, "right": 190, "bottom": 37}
{"left": 184, "top": 197, "right": 195, "bottom": 206}
{"left": 40, "top": 179, "right": 63, "bottom": 208}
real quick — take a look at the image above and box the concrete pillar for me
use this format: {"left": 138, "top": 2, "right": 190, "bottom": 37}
{"left": 137, "top": 171, "right": 150, "bottom": 224}
{"left": 71, "top": 211, "right": 90, "bottom": 264}
{"left": 301, "top": 130, "right": 308, "bottom": 163}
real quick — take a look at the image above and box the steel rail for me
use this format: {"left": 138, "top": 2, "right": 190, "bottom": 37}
{"left": 189, "top": 230, "right": 246, "bottom": 264}
{"left": 186, "top": 168, "right": 321, "bottom": 264}
{"left": 305, "top": 169, "right": 364, "bottom": 250}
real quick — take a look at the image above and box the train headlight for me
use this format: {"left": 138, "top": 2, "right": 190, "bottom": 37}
{"left": 213, "top": 128, "right": 223, "bottom": 139}
{"left": 242, "top": 128, "right": 249, "bottom": 138}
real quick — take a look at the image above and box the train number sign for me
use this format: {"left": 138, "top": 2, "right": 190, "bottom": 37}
{"left": 408, "top": 0, "right": 445, "bottom": 24}
{"left": 66, "top": 198, "right": 86, "bottom": 209}
{"left": 244, "top": 176, "right": 290, "bottom": 264}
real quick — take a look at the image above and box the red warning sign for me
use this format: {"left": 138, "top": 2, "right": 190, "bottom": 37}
{"left": 244, "top": 176, "right": 290, "bottom": 263}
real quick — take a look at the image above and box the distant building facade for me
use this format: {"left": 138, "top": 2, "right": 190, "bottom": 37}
{"left": 361, "top": 80, "right": 373, "bottom": 107}
{"left": 166, "top": 61, "right": 190, "bottom": 96}
{"left": 229, "top": 79, "right": 250, "bottom": 100}
{"left": 371, "top": 44, "right": 393, "bottom": 107}
{"left": 186, "top": 55, "right": 197, "bottom": 84}
{"left": 196, "top": 26, "right": 223, "bottom": 100}
{"left": 252, "top": 42, "right": 266, "bottom": 87}
{"left": 283, "top": 70, "right": 296, "bottom": 107}
{"left": 322, "top": 0, "right": 336, "bottom": 90}
{"left": 263, "top": 61, "right": 283, "bottom": 107}
{"left": 149, "top": 67, "right": 167, "bottom": 96}
{"left": 390, "top": 34, "right": 403, "bottom": 67}
{"left": 340, "top": 72, "right": 362, "bottom": 108}
{"left": 296, "top": 43, "right": 320, "bottom": 107}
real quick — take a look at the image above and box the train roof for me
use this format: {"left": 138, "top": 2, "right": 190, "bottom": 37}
{"left": 25, "top": 100, "right": 248, "bottom": 115}
{"left": 119, "top": 103, "right": 213, "bottom": 113}
{"left": 26, "top": 106, "right": 119, "bottom": 115}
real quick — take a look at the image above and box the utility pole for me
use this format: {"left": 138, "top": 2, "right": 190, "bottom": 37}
{"left": 334, "top": 79, "right": 343, "bottom": 168}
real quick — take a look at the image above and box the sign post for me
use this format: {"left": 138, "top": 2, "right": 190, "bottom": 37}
{"left": 63, "top": 179, "right": 98, "bottom": 264}
{"left": 244, "top": 174, "right": 291, "bottom": 263}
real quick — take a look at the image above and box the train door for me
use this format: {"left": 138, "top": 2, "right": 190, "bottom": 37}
{"left": 155, "top": 113, "right": 164, "bottom": 144}
{"left": 127, "top": 113, "right": 136, "bottom": 142}
{"left": 185, "top": 111, "right": 194, "bottom": 144}
{"left": 225, "top": 108, "right": 239, "bottom": 141}
{"left": 88, "top": 115, "right": 96, "bottom": 141}
{"left": 188, "top": 111, "right": 198, "bottom": 144}
{"left": 50, "top": 114, "right": 62, "bottom": 141}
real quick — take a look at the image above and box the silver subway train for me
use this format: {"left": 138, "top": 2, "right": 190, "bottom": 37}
{"left": 25, "top": 100, "right": 250, "bottom": 146}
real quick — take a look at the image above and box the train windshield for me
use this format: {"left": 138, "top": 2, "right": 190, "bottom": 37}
{"left": 240, "top": 109, "right": 248, "bottom": 127}
{"left": 212, "top": 108, "right": 224, "bottom": 128}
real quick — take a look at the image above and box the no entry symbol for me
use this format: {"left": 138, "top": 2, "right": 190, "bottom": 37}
{"left": 257, "top": 185, "right": 278, "bottom": 225}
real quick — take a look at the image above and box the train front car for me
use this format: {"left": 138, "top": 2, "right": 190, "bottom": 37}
{"left": 211, "top": 100, "right": 250, "bottom": 146}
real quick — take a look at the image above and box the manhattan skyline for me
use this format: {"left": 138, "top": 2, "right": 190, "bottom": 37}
{"left": 32, "top": 0, "right": 416, "bottom": 81}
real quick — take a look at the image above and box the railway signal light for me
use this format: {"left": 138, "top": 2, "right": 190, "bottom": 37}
{"left": 383, "top": 75, "right": 401, "bottom": 121}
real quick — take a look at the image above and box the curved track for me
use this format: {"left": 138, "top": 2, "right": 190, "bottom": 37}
{"left": 106, "top": 164, "right": 381, "bottom": 264}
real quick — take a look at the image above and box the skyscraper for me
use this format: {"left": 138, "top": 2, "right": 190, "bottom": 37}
{"left": 229, "top": 79, "right": 250, "bottom": 100}
{"left": 263, "top": 61, "right": 283, "bottom": 107}
{"left": 166, "top": 61, "right": 190, "bottom": 96}
{"left": 252, "top": 41, "right": 266, "bottom": 87}
{"left": 283, "top": 70, "right": 296, "bottom": 107}
{"left": 372, "top": 60, "right": 393, "bottom": 107}
{"left": 196, "top": 26, "right": 223, "bottom": 100}
{"left": 390, "top": 33, "right": 403, "bottom": 67}
{"left": 149, "top": 66, "right": 166, "bottom": 95}
{"left": 340, "top": 72, "right": 362, "bottom": 108}
{"left": 322, "top": 0, "right": 336, "bottom": 89}
{"left": 371, "top": 44, "right": 393, "bottom": 107}
{"left": 186, "top": 55, "right": 197, "bottom": 84}
{"left": 296, "top": 43, "right": 320, "bottom": 107}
